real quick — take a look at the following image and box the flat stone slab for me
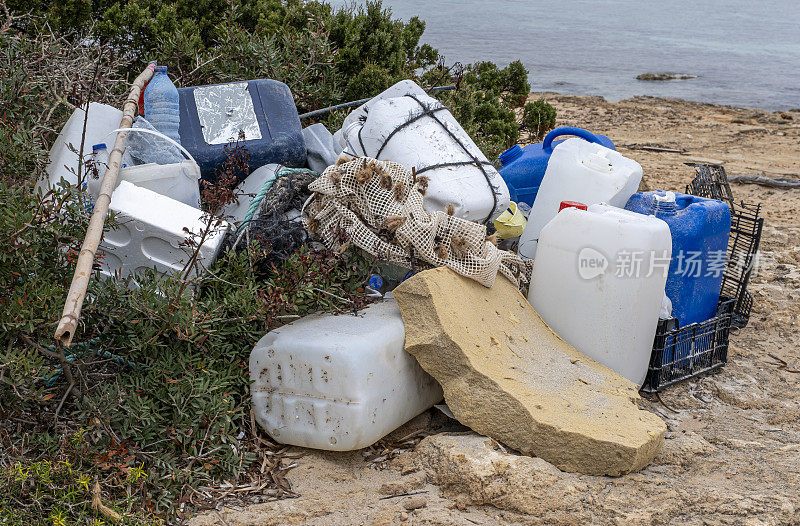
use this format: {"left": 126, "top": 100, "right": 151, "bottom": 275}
{"left": 393, "top": 267, "right": 666, "bottom": 476}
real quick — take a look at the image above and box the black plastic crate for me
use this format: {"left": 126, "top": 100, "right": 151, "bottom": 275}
{"left": 722, "top": 202, "right": 763, "bottom": 328}
{"left": 685, "top": 163, "right": 764, "bottom": 329}
{"left": 641, "top": 164, "right": 764, "bottom": 391}
{"left": 641, "top": 298, "right": 735, "bottom": 393}
{"left": 685, "top": 162, "right": 735, "bottom": 207}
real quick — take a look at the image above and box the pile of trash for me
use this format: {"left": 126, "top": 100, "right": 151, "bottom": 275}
{"left": 41, "top": 66, "right": 762, "bottom": 477}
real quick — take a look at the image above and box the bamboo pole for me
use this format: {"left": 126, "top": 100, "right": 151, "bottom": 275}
{"left": 54, "top": 63, "right": 156, "bottom": 347}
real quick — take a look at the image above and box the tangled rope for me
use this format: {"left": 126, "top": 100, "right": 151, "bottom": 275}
{"left": 228, "top": 167, "right": 319, "bottom": 267}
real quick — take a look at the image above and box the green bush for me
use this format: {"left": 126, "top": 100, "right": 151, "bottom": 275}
{"left": 522, "top": 98, "right": 557, "bottom": 141}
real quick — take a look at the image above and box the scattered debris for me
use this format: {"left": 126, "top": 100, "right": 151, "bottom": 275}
{"left": 728, "top": 174, "right": 800, "bottom": 188}
{"left": 379, "top": 490, "right": 429, "bottom": 501}
{"left": 768, "top": 353, "right": 800, "bottom": 373}
{"left": 92, "top": 479, "right": 122, "bottom": 522}
{"left": 302, "top": 123, "right": 339, "bottom": 173}
{"left": 302, "top": 157, "right": 532, "bottom": 288}
{"left": 625, "top": 144, "right": 685, "bottom": 154}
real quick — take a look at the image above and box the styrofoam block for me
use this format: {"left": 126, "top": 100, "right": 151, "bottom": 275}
{"left": 99, "top": 181, "right": 228, "bottom": 280}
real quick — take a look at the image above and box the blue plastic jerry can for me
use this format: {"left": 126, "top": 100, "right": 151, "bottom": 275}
{"left": 177, "top": 79, "right": 306, "bottom": 183}
{"left": 498, "top": 127, "right": 615, "bottom": 208}
{"left": 625, "top": 190, "right": 731, "bottom": 327}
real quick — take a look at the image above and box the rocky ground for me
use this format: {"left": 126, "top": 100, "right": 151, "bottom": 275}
{"left": 190, "top": 95, "right": 800, "bottom": 525}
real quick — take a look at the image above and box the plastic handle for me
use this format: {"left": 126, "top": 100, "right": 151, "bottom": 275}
{"left": 106, "top": 127, "right": 200, "bottom": 179}
{"left": 543, "top": 127, "right": 604, "bottom": 153}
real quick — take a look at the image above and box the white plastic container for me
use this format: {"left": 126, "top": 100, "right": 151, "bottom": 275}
{"left": 303, "top": 123, "right": 339, "bottom": 173}
{"left": 249, "top": 297, "right": 443, "bottom": 451}
{"left": 518, "top": 138, "right": 643, "bottom": 259}
{"left": 100, "top": 181, "right": 228, "bottom": 280}
{"left": 336, "top": 80, "right": 510, "bottom": 223}
{"left": 527, "top": 203, "right": 671, "bottom": 386}
{"left": 115, "top": 160, "right": 201, "bottom": 208}
{"left": 82, "top": 126, "right": 202, "bottom": 208}
{"left": 38, "top": 103, "right": 122, "bottom": 193}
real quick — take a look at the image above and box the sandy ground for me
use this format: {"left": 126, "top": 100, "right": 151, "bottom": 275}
{"left": 190, "top": 95, "right": 800, "bottom": 525}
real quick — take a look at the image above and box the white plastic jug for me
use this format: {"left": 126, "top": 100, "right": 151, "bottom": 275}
{"left": 336, "top": 80, "right": 510, "bottom": 223}
{"left": 249, "top": 297, "right": 443, "bottom": 451}
{"left": 38, "top": 102, "right": 122, "bottom": 193}
{"left": 518, "top": 138, "right": 643, "bottom": 259}
{"left": 527, "top": 203, "right": 671, "bottom": 386}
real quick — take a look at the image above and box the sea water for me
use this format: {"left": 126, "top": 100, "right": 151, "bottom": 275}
{"left": 327, "top": 0, "right": 800, "bottom": 110}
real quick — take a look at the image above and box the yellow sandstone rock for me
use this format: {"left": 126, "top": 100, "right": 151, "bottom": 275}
{"left": 393, "top": 267, "right": 666, "bottom": 476}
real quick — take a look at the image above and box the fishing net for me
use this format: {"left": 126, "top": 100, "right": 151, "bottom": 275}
{"left": 301, "top": 156, "right": 532, "bottom": 288}
{"left": 228, "top": 168, "right": 318, "bottom": 266}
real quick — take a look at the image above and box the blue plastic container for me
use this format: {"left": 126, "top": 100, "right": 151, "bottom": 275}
{"left": 144, "top": 66, "right": 181, "bottom": 144}
{"left": 177, "top": 79, "right": 306, "bottom": 183}
{"left": 498, "top": 127, "right": 615, "bottom": 207}
{"left": 625, "top": 190, "right": 731, "bottom": 327}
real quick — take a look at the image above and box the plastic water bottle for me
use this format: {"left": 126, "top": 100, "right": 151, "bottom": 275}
{"left": 144, "top": 65, "right": 181, "bottom": 144}
{"left": 86, "top": 143, "right": 109, "bottom": 198}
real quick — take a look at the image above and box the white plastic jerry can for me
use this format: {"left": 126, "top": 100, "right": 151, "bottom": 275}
{"left": 518, "top": 138, "right": 643, "bottom": 259}
{"left": 37, "top": 102, "right": 123, "bottom": 194}
{"left": 249, "top": 297, "right": 443, "bottom": 451}
{"left": 527, "top": 203, "right": 671, "bottom": 386}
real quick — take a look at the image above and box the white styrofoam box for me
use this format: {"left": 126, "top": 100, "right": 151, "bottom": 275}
{"left": 99, "top": 181, "right": 228, "bottom": 280}
{"left": 528, "top": 204, "right": 671, "bottom": 386}
{"left": 250, "top": 297, "right": 443, "bottom": 451}
{"left": 336, "top": 80, "right": 510, "bottom": 223}
{"left": 38, "top": 102, "right": 122, "bottom": 194}
{"left": 518, "top": 137, "right": 643, "bottom": 259}
{"left": 221, "top": 164, "right": 281, "bottom": 224}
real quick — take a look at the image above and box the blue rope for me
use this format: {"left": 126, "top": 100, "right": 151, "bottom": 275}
{"left": 42, "top": 339, "right": 137, "bottom": 387}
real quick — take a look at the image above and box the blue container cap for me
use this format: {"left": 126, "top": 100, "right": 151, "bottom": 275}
{"left": 92, "top": 143, "right": 107, "bottom": 151}
{"left": 154, "top": 65, "right": 168, "bottom": 74}
{"left": 368, "top": 274, "right": 384, "bottom": 290}
{"left": 499, "top": 144, "right": 523, "bottom": 166}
